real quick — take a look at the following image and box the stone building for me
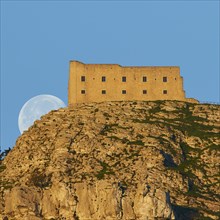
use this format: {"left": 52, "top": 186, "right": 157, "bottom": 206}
{"left": 68, "top": 60, "right": 197, "bottom": 105}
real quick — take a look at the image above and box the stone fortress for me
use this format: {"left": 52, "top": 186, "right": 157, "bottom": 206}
{"left": 68, "top": 60, "right": 198, "bottom": 105}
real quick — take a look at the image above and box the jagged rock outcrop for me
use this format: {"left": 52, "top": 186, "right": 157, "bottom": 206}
{"left": 0, "top": 100, "right": 219, "bottom": 220}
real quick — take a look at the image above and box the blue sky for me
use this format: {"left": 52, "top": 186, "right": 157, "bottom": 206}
{"left": 1, "top": 1, "right": 219, "bottom": 151}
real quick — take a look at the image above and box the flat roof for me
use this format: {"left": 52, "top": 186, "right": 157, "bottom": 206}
{"left": 70, "top": 60, "right": 179, "bottom": 68}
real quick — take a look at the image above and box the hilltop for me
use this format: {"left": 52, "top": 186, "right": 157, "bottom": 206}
{"left": 0, "top": 100, "right": 219, "bottom": 220}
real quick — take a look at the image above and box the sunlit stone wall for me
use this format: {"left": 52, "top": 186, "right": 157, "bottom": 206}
{"left": 68, "top": 61, "right": 194, "bottom": 105}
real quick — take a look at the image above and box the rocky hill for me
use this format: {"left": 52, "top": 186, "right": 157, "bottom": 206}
{"left": 0, "top": 100, "right": 219, "bottom": 220}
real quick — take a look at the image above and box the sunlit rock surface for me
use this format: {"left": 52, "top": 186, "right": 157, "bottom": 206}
{"left": 0, "top": 101, "right": 219, "bottom": 219}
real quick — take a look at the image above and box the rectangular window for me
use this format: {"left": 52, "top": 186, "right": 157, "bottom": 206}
{"left": 163, "top": 77, "right": 167, "bottom": 82}
{"left": 81, "top": 76, "right": 85, "bottom": 82}
{"left": 122, "top": 76, "right": 126, "bottom": 82}
{"left": 81, "top": 90, "right": 85, "bottom": 94}
{"left": 143, "top": 76, "right": 147, "bottom": 82}
{"left": 102, "top": 76, "right": 106, "bottom": 82}
{"left": 143, "top": 90, "right": 147, "bottom": 94}
{"left": 102, "top": 90, "right": 106, "bottom": 94}
{"left": 122, "top": 90, "right": 126, "bottom": 94}
{"left": 163, "top": 90, "right": 167, "bottom": 94}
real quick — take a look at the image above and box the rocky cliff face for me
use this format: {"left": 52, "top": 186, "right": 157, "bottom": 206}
{"left": 0, "top": 101, "right": 219, "bottom": 220}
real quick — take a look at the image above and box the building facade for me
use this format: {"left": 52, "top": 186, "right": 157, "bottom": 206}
{"left": 68, "top": 61, "right": 196, "bottom": 105}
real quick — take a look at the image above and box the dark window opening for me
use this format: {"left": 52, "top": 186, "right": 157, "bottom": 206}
{"left": 163, "top": 90, "right": 167, "bottom": 94}
{"left": 102, "top": 90, "right": 106, "bottom": 94}
{"left": 81, "top": 76, "right": 85, "bottom": 82}
{"left": 81, "top": 90, "right": 85, "bottom": 94}
{"left": 122, "top": 76, "right": 126, "bottom": 82}
{"left": 122, "top": 90, "right": 126, "bottom": 94}
{"left": 163, "top": 77, "right": 167, "bottom": 82}
{"left": 102, "top": 76, "right": 106, "bottom": 82}
{"left": 143, "top": 90, "right": 147, "bottom": 94}
{"left": 143, "top": 76, "right": 147, "bottom": 82}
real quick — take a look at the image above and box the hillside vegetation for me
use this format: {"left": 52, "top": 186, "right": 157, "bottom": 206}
{"left": 0, "top": 100, "right": 219, "bottom": 220}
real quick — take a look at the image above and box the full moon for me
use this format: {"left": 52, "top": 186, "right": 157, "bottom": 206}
{"left": 18, "top": 95, "right": 66, "bottom": 134}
